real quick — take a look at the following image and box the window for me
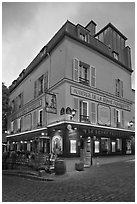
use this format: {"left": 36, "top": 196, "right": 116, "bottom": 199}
{"left": 11, "top": 121, "right": 14, "bottom": 133}
{"left": 94, "top": 140, "right": 100, "bottom": 153}
{"left": 38, "top": 75, "right": 44, "bottom": 95}
{"left": 80, "top": 101, "right": 89, "bottom": 122}
{"left": 112, "top": 141, "right": 116, "bottom": 152}
{"left": 70, "top": 140, "right": 77, "bottom": 153}
{"left": 38, "top": 109, "right": 43, "bottom": 127}
{"left": 79, "top": 61, "right": 90, "bottom": 86}
{"left": 114, "top": 108, "right": 121, "bottom": 128}
{"left": 34, "top": 72, "right": 48, "bottom": 98}
{"left": 116, "top": 109, "right": 120, "bottom": 128}
{"left": 115, "top": 79, "right": 123, "bottom": 97}
{"left": 113, "top": 51, "right": 119, "bottom": 60}
{"left": 117, "top": 139, "right": 122, "bottom": 151}
{"left": 11, "top": 100, "right": 15, "bottom": 112}
{"left": 17, "top": 118, "right": 21, "bottom": 132}
{"left": 80, "top": 33, "right": 87, "bottom": 42}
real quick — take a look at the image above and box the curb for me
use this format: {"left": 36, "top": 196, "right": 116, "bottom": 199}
{"left": 2, "top": 171, "right": 55, "bottom": 181}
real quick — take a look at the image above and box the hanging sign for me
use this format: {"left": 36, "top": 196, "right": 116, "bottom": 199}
{"left": 45, "top": 93, "right": 57, "bottom": 114}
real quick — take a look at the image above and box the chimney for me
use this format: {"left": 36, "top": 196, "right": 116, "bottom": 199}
{"left": 85, "top": 20, "right": 97, "bottom": 36}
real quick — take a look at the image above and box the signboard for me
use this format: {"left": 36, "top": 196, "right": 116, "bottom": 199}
{"left": 71, "top": 86, "right": 131, "bottom": 111}
{"left": 98, "top": 105, "right": 111, "bottom": 126}
{"left": 45, "top": 93, "right": 57, "bottom": 114}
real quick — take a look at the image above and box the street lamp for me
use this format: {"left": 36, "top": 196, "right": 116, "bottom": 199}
{"left": 128, "top": 120, "right": 134, "bottom": 128}
{"left": 71, "top": 109, "right": 77, "bottom": 117}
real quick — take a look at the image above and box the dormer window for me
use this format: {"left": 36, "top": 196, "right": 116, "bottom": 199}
{"left": 80, "top": 33, "right": 87, "bottom": 42}
{"left": 113, "top": 51, "right": 119, "bottom": 60}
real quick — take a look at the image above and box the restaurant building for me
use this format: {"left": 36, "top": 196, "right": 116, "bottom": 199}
{"left": 7, "top": 20, "right": 135, "bottom": 167}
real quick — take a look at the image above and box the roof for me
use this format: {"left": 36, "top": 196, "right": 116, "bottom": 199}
{"left": 95, "top": 23, "right": 127, "bottom": 40}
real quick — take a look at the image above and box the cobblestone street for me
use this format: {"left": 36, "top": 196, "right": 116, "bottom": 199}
{"left": 2, "top": 160, "right": 135, "bottom": 202}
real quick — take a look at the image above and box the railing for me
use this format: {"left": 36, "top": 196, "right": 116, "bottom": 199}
{"left": 80, "top": 115, "right": 90, "bottom": 123}
{"left": 79, "top": 77, "right": 89, "bottom": 86}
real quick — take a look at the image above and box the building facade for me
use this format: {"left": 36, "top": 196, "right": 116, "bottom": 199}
{"left": 7, "top": 20, "right": 135, "bottom": 166}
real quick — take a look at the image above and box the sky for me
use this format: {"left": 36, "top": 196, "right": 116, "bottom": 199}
{"left": 2, "top": 2, "right": 135, "bottom": 89}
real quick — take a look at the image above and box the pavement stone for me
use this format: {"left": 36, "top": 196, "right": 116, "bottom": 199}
{"left": 2, "top": 157, "right": 135, "bottom": 202}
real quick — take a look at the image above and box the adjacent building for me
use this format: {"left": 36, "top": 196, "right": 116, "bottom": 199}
{"left": 7, "top": 20, "right": 135, "bottom": 166}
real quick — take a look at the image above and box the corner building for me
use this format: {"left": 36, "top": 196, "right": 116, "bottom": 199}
{"left": 7, "top": 20, "right": 135, "bottom": 167}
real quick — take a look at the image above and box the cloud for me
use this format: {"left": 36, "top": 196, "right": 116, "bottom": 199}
{"left": 2, "top": 2, "right": 135, "bottom": 88}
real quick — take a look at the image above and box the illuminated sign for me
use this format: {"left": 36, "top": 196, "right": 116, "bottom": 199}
{"left": 71, "top": 86, "right": 131, "bottom": 111}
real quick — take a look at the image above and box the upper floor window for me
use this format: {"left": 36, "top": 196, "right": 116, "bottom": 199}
{"left": 79, "top": 61, "right": 90, "bottom": 86}
{"left": 115, "top": 78, "right": 123, "bottom": 97}
{"left": 113, "top": 51, "right": 119, "bottom": 60}
{"left": 34, "top": 71, "right": 48, "bottom": 98}
{"left": 11, "top": 100, "right": 15, "bottom": 113}
{"left": 80, "top": 33, "right": 87, "bottom": 42}
{"left": 38, "top": 75, "right": 44, "bottom": 95}
{"left": 72, "top": 59, "right": 96, "bottom": 87}
{"left": 80, "top": 100, "right": 90, "bottom": 123}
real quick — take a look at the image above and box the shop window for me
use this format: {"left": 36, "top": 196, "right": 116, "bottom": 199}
{"left": 112, "top": 141, "right": 116, "bottom": 152}
{"left": 70, "top": 140, "right": 77, "bottom": 153}
{"left": 95, "top": 140, "right": 100, "bottom": 153}
{"left": 101, "top": 138, "right": 110, "bottom": 153}
{"left": 117, "top": 139, "right": 122, "bottom": 151}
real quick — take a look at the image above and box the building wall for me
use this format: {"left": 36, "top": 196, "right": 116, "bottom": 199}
{"left": 65, "top": 37, "right": 133, "bottom": 100}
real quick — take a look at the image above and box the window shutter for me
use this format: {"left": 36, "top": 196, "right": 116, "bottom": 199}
{"left": 44, "top": 71, "right": 48, "bottom": 92}
{"left": 73, "top": 59, "right": 79, "bottom": 81}
{"left": 115, "top": 79, "right": 118, "bottom": 96}
{"left": 91, "top": 67, "right": 96, "bottom": 87}
{"left": 122, "top": 110, "right": 124, "bottom": 127}
{"left": 120, "top": 80, "right": 123, "bottom": 97}
{"left": 34, "top": 81, "right": 37, "bottom": 98}
{"left": 21, "top": 92, "right": 23, "bottom": 107}
{"left": 114, "top": 108, "right": 116, "bottom": 126}
{"left": 91, "top": 102, "right": 96, "bottom": 123}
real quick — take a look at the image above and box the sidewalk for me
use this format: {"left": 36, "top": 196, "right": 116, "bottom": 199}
{"left": 3, "top": 155, "right": 135, "bottom": 181}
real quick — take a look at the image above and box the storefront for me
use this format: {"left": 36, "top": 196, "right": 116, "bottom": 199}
{"left": 48, "top": 122, "right": 135, "bottom": 162}
{"left": 6, "top": 128, "right": 49, "bottom": 154}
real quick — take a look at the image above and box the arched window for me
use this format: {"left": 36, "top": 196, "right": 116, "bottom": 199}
{"left": 60, "top": 107, "right": 65, "bottom": 115}
{"left": 66, "top": 107, "right": 72, "bottom": 114}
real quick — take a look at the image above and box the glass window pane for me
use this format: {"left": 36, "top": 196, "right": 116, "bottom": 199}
{"left": 95, "top": 141, "right": 100, "bottom": 153}
{"left": 70, "top": 140, "right": 76, "bottom": 153}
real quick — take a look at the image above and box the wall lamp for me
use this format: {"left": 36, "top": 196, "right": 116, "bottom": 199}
{"left": 128, "top": 120, "right": 134, "bottom": 128}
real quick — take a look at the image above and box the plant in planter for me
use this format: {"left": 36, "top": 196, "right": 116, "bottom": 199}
{"left": 75, "top": 162, "right": 84, "bottom": 171}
